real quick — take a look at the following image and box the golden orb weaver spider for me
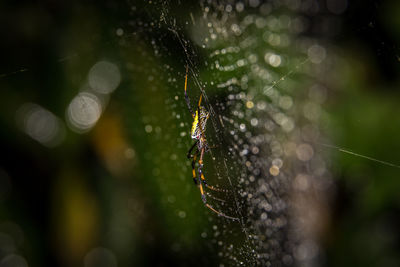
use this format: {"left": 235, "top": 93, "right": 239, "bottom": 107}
{"left": 184, "top": 65, "right": 237, "bottom": 221}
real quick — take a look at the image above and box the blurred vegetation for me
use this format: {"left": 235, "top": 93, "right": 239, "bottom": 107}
{"left": 0, "top": 0, "right": 399, "bottom": 266}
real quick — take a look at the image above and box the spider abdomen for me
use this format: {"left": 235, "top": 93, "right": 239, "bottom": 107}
{"left": 191, "top": 106, "right": 209, "bottom": 140}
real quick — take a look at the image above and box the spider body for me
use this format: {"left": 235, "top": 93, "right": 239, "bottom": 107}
{"left": 191, "top": 106, "right": 209, "bottom": 148}
{"left": 184, "top": 65, "right": 237, "bottom": 221}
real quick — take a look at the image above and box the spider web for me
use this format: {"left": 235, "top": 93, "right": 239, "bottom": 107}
{"left": 153, "top": 1, "right": 332, "bottom": 265}
{"left": 3, "top": 0, "right": 400, "bottom": 266}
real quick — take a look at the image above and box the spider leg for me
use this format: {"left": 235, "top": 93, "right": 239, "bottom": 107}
{"left": 197, "top": 148, "right": 228, "bottom": 193}
{"left": 205, "top": 192, "right": 226, "bottom": 202}
{"left": 191, "top": 151, "right": 200, "bottom": 185}
{"left": 197, "top": 148, "right": 207, "bottom": 198}
{"left": 187, "top": 140, "right": 198, "bottom": 159}
{"left": 204, "top": 203, "right": 239, "bottom": 221}
{"left": 187, "top": 141, "right": 200, "bottom": 185}
{"left": 184, "top": 65, "right": 195, "bottom": 118}
{"left": 197, "top": 153, "right": 238, "bottom": 221}
{"left": 197, "top": 91, "right": 203, "bottom": 109}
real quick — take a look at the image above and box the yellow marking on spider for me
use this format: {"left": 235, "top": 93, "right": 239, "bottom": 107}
{"left": 199, "top": 183, "right": 205, "bottom": 195}
{"left": 198, "top": 93, "right": 203, "bottom": 106}
{"left": 184, "top": 65, "right": 188, "bottom": 93}
{"left": 191, "top": 110, "right": 199, "bottom": 137}
{"left": 192, "top": 154, "right": 197, "bottom": 178}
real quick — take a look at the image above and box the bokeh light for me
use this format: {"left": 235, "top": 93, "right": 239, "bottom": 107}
{"left": 66, "top": 92, "right": 102, "bottom": 133}
{"left": 88, "top": 61, "right": 121, "bottom": 94}
{"left": 15, "top": 103, "right": 65, "bottom": 147}
{"left": 0, "top": 254, "right": 28, "bottom": 267}
{"left": 84, "top": 247, "right": 117, "bottom": 267}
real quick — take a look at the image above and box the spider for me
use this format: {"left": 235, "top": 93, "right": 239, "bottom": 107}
{"left": 184, "top": 65, "right": 237, "bottom": 220}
